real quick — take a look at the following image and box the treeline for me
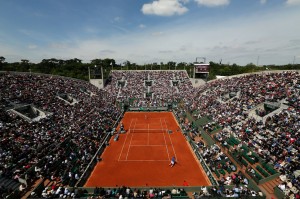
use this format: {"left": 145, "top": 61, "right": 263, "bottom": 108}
{"left": 0, "top": 56, "right": 299, "bottom": 81}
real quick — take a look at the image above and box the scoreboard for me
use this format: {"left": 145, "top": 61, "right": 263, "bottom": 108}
{"left": 194, "top": 63, "right": 209, "bottom": 73}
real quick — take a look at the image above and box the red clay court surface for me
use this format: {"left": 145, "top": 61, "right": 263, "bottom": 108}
{"left": 85, "top": 112, "right": 210, "bottom": 187}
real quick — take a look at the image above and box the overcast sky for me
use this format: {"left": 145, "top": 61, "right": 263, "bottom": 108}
{"left": 0, "top": 0, "right": 300, "bottom": 65}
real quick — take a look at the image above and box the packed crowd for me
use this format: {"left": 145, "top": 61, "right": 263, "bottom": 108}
{"left": 192, "top": 184, "right": 264, "bottom": 198}
{"left": 171, "top": 70, "right": 299, "bottom": 198}
{"left": 104, "top": 70, "right": 192, "bottom": 107}
{"left": 187, "top": 72, "right": 295, "bottom": 124}
{"left": 1, "top": 70, "right": 300, "bottom": 198}
{"left": 0, "top": 73, "right": 121, "bottom": 196}
{"left": 201, "top": 144, "right": 238, "bottom": 179}
{"left": 186, "top": 71, "right": 300, "bottom": 198}
{"left": 33, "top": 185, "right": 188, "bottom": 199}
{"left": 172, "top": 107, "right": 263, "bottom": 198}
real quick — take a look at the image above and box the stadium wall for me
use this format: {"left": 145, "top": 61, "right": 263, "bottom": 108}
{"left": 89, "top": 78, "right": 104, "bottom": 89}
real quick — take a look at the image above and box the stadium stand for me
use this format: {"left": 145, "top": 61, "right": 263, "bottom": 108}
{"left": 104, "top": 70, "right": 193, "bottom": 107}
{"left": 182, "top": 71, "right": 300, "bottom": 198}
{"left": 0, "top": 72, "right": 121, "bottom": 198}
{"left": 1, "top": 70, "right": 299, "bottom": 198}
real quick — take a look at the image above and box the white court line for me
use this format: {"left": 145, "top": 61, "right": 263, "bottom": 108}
{"left": 148, "top": 123, "right": 149, "bottom": 145}
{"left": 120, "top": 117, "right": 173, "bottom": 162}
{"left": 126, "top": 128, "right": 167, "bottom": 132}
{"left": 171, "top": 112, "right": 181, "bottom": 129}
{"left": 119, "top": 160, "right": 169, "bottom": 162}
{"left": 164, "top": 118, "right": 178, "bottom": 161}
{"left": 130, "top": 145, "right": 167, "bottom": 147}
{"left": 159, "top": 118, "right": 164, "bottom": 132}
{"left": 161, "top": 118, "right": 171, "bottom": 160}
{"left": 125, "top": 119, "right": 137, "bottom": 160}
{"left": 125, "top": 134, "right": 133, "bottom": 161}
{"left": 136, "top": 117, "right": 167, "bottom": 127}
{"left": 118, "top": 119, "right": 134, "bottom": 161}
{"left": 159, "top": 117, "right": 164, "bottom": 130}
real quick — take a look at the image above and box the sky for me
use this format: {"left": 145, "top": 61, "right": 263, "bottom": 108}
{"left": 0, "top": 0, "right": 300, "bottom": 66}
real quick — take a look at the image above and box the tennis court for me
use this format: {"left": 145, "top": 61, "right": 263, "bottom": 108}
{"left": 118, "top": 117, "right": 176, "bottom": 162}
{"left": 85, "top": 112, "right": 210, "bottom": 187}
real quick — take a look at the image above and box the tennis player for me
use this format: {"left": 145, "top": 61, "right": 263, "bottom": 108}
{"left": 169, "top": 156, "right": 176, "bottom": 167}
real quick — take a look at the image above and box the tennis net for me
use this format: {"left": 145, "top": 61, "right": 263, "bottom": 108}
{"left": 129, "top": 129, "right": 169, "bottom": 134}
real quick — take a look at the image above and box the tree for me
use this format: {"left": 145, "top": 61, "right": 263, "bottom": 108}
{"left": 21, "top": 59, "right": 29, "bottom": 64}
{"left": 0, "top": 56, "right": 5, "bottom": 70}
{"left": 90, "top": 58, "right": 116, "bottom": 78}
{"left": 18, "top": 59, "right": 31, "bottom": 72}
{"left": 123, "top": 60, "right": 131, "bottom": 70}
{"left": 102, "top": 58, "right": 115, "bottom": 77}
{"left": 91, "top": 59, "right": 102, "bottom": 65}
{"left": 151, "top": 62, "right": 158, "bottom": 70}
{"left": 131, "top": 62, "right": 138, "bottom": 70}
{"left": 167, "top": 61, "right": 176, "bottom": 70}
{"left": 0, "top": 56, "right": 5, "bottom": 63}
{"left": 65, "top": 58, "right": 82, "bottom": 65}
{"left": 37, "top": 59, "right": 58, "bottom": 74}
{"left": 160, "top": 62, "right": 164, "bottom": 70}
{"left": 177, "top": 62, "right": 187, "bottom": 70}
